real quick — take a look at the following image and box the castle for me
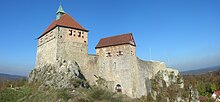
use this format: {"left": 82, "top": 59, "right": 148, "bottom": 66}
{"left": 35, "top": 5, "right": 178, "bottom": 98}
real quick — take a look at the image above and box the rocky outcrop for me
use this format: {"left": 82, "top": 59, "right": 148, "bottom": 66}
{"left": 29, "top": 59, "right": 87, "bottom": 90}
{"left": 29, "top": 57, "right": 199, "bottom": 102}
{"left": 149, "top": 69, "right": 199, "bottom": 102}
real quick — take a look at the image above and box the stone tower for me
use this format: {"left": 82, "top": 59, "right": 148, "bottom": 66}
{"left": 95, "top": 33, "right": 139, "bottom": 97}
{"left": 34, "top": 4, "right": 180, "bottom": 99}
{"left": 36, "top": 4, "right": 89, "bottom": 68}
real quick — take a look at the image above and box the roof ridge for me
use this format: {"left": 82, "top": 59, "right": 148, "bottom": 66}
{"left": 101, "top": 32, "right": 132, "bottom": 39}
{"left": 38, "top": 13, "right": 88, "bottom": 39}
{"left": 95, "top": 32, "right": 136, "bottom": 48}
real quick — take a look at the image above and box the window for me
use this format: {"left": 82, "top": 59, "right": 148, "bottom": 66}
{"left": 117, "top": 51, "right": 123, "bottom": 56}
{"left": 82, "top": 32, "right": 84, "bottom": 38}
{"left": 45, "top": 35, "right": 48, "bottom": 40}
{"left": 115, "top": 84, "right": 122, "bottom": 92}
{"left": 69, "top": 29, "right": 72, "bottom": 36}
{"left": 106, "top": 52, "right": 112, "bottom": 57}
{"left": 50, "top": 31, "right": 53, "bottom": 37}
{"left": 73, "top": 30, "right": 76, "bottom": 36}
{"left": 78, "top": 32, "right": 81, "bottom": 37}
{"left": 40, "top": 38, "right": 43, "bottom": 43}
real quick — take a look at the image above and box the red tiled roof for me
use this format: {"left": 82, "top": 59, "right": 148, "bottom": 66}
{"left": 215, "top": 90, "right": 220, "bottom": 95}
{"left": 38, "top": 13, "right": 88, "bottom": 38}
{"left": 95, "top": 33, "right": 136, "bottom": 49}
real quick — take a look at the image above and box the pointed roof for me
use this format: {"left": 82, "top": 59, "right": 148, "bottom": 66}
{"left": 38, "top": 13, "right": 88, "bottom": 39}
{"left": 215, "top": 90, "right": 220, "bottom": 95}
{"left": 95, "top": 33, "right": 136, "bottom": 49}
{"left": 56, "top": 4, "right": 65, "bottom": 14}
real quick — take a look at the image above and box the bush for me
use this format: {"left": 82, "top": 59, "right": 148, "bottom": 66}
{"left": 57, "top": 89, "right": 71, "bottom": 101}
{"left": 70, "top": 78, "right": 83, "bottom": 88}
{"left": 89, "top": 86, "right": 116, "bottom": 101}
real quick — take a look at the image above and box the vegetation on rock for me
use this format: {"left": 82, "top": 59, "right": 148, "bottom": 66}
{"left": 183, "top": 69, "right": 220, "bottom": 101}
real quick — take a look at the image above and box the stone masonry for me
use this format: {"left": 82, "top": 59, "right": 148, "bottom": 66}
{"left": 35, "top": 5, "right": 179, "bottom": 98}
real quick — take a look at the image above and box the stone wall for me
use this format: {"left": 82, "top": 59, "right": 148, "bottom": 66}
{"left": 96, "top": 44, "right": 136, "bottom": 57}
{"left": 135, "top": 59, "right": 173, "bottom": 97}
{"left": 56, "top": 26, "right": 89, "bottom": 75}
{"left": 35, "top": 26, "right": 182, "bottom": 98}
{"left": 84, "top": 54, "right": 99, "bottom": 84}
{"left": 94, "top": 44, "right": 138, "bottom": 97}
{"left": 36, "top": 28, "right": 58, "bottom": 68}
{"left": 36, "top": 26, "right": 89, "bottom": 70}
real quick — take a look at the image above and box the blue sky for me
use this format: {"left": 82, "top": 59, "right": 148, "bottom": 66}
{"left": 0, "top": 0, "right": 219, "bottom": 76}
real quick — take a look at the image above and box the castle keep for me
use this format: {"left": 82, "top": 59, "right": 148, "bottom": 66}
{"left": 35, "top": 5, "right": 178, "bottom": 98}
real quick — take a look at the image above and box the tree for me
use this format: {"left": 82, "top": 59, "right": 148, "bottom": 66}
{"left": 210, "top": 83, "right": 217, "bottom": 93}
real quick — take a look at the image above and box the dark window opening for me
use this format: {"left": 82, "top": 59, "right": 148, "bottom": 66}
{"left": 69, "top": 29, "right": 72, "bottom": 36}
{"left": 78, "top": 32, "right": 81, "bottom": 37}
{"left": 117, "top": 51, "right": 123, "bottom": 56}
{"left": 84, "top": 41, "right": 87, "bottom": 43}
{"left": 73, "top": 30, "right": 76, "bottom": 36}
{"left": 115, "top": 84, "right": 122, "bottom": 92}
{"left": 50, "top": 31, "right": 53, "bottom": 37}
{"left": 40, "top": 38, "right": 43, "bottom": 42}
{"left": 106, "top": 52, "right": 112, "bottom": 57}
{"left": 82, "top": 32, "right": 84, "bottom": 38}
{"left": 45, "top": 35, "right": 48, "bottom": 40}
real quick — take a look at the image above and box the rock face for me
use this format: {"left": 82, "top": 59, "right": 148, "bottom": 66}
{"left": 149, "top": 69, "right": 199, "bottom": 102}
{"left": 29, "top": 58, "right": 200, "bottom": 102}
{"left": 29, "top": 59, "right": 86, "bottom": 90}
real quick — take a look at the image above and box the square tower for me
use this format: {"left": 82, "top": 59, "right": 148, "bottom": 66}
{"left": 36, "top": 5, "right": 89, "bottom": 68}
{"left": 95, "top": 33, "right": 139, "bottom": 97}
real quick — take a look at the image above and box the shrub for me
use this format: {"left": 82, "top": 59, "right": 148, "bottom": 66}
{"left": 57, "top": 89, "right": 71, "bottom": 101}
{"left": 70, "top": 78, "right": 83, "bottom": 88}
{"left": 89, "top": 86, "right": 115, "bottom": 100}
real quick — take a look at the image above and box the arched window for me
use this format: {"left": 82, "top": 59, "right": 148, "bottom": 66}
{"left": 115, "top": 84, "right": 122, "bottom": 92}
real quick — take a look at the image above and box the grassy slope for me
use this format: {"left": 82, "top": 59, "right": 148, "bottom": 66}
{"left": 0, "top": 84, "right": 127, "bottom": 102}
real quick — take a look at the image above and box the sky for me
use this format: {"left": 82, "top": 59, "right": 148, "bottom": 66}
{"left": 0, "top": 0, "right": 219, "bottom": 76}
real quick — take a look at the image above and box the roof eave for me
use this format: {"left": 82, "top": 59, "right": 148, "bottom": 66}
{"left": 57, "top": 25, "right": 89, "bottom": 32}
{"left": 38, "top": 25, "right": 89, "bottom": 39}
{"left": 95, "top": 43, "right": 136, "bottom": 49}
{"left": 38, "top": 26, "right": 57, "bottom": 39}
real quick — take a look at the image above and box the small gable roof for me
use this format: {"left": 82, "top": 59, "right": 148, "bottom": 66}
{"left": 38, "top": 13, "right": 88, "bottom": 39}
{"left": 95, "top": 33, "right": 136, "bottom": 49}
{"left": 215, "top": 90, "right": 220, "bottom": 95}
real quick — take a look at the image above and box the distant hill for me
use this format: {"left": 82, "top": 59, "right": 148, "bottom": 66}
{"left": 0, "top": 73, "right": 26, "bottom": 81}
{"left": 180, "top": 65, "right": 220, "bottom": 75}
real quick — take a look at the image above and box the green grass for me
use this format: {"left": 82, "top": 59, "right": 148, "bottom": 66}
{"left": 0, "top": 86, "right": 32, "bottom": 102}
{"left": 0, "top": 84, "right": 125, "bottom": 102}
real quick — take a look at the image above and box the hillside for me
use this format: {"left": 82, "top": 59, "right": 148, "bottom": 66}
{"left": 0, "top": 73, "right": 27, "bottom": 90}
{"left": 181, "top": 65, "right": 220, "bottom": 75}
{"left": 0, "top": 73, "right": 26, "bottom": 81}
{"left": 183, "top": 69, "right": 220, "bottom": 101}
